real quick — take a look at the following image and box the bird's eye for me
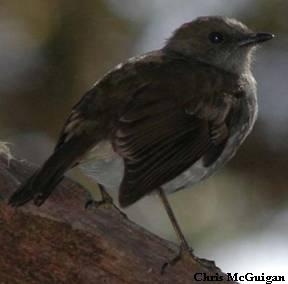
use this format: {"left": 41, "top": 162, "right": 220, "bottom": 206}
{"left": 209, "top": 32, "right": 224, "bottom": 44}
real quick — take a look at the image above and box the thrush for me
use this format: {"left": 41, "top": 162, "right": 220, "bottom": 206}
{"left": 9, "top": 16, "right": 274, "bottom": 270}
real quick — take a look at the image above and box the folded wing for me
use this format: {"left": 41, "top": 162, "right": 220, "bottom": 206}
{"left": 113, "top": 88, "right": 234, "bottom": 207}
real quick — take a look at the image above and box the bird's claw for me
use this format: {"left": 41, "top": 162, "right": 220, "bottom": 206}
{"left": 161, "top": 246, "right": 195, "bottom": 274}
{"left": 161, "top": 245, "right": 218, "bottom": 274}
{"left": 85, "top": 197, "right": 127, "bottom": 219}
{"left": 194, "top": 256, "right": 218, "bottom": 270}
{"left": 85, "top": 199, "right": 111, "bottom": 209}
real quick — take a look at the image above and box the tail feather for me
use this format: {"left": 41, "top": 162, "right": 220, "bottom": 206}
{"left": 9, "top": 135, "right": 96, "bottom": 207}
{"left": 9, "top": 152, "right": 70, "bottom": 207}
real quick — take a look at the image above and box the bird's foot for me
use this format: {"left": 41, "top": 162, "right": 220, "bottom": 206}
{"left": 194, "top": 256, "right": 218, "bottom": 271}
{"left": 161, "top": 245, "right": 194, "bottom": 274}
{"left": 85, "top": 190, "right": 127, "bottom": 218}
{"left": 161, "top": 245, "right": 217, "bottom": 274}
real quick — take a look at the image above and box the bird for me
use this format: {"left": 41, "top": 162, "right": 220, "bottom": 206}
{"left": 9, "top": 16, "right": 274, "bottom": 270}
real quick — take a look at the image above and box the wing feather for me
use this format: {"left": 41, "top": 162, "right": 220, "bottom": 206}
{"left": 113, "top": 86, "right": 238, "bottom": 207}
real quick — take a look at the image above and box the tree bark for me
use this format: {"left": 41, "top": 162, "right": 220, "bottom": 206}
{"left": 0, "top": 154, "right": 237, "bottom": 284}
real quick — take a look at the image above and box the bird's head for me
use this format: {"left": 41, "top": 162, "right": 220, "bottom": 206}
{"left": 164, "top": 16, "right": 274, "bottom": 74}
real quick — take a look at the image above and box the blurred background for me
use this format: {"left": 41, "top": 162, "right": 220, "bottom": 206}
{"left": 1, "top": 0, "right": 288, "bottom": 281}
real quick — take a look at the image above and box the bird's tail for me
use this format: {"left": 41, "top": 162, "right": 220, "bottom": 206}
{"left": 9, "top": 136, "right": 95, "bottom": 207}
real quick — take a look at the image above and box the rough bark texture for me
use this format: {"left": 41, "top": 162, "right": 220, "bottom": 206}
{"left": 0, "top": 154, "right": 237, "bottom": 284}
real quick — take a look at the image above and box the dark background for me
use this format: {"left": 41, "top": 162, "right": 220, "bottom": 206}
{"left": 1, "top": 0, "right": 288, "bottom": 277}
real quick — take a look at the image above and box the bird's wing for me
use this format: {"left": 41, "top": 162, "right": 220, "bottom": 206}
{"left": 55, "top": 89, "right": 104, "bottom": 152}
{"left": 113, "top": 87, "right": 237, "bottom": 207}
{"left": 54, "top": 60, "right": 146, "bottom": 152}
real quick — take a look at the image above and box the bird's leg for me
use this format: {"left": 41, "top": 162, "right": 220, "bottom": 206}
{"left": 158, "top": 187, "right": 215, "bottom": 273}
{"left": 85, "top": 184, "right": 127, "bottom": 218}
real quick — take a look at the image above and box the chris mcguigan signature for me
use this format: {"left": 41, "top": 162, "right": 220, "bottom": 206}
{"left": 194, "top": 272, "right": 285, "bottom": 283}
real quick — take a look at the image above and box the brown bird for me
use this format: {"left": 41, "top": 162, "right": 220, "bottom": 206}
{"left": 9, "top": 16, "right": 273, "bottom": 269}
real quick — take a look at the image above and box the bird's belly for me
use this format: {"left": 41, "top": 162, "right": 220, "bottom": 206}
{"left": 162, "top": 136, "right": 242, "bottom": 193}
{"left": 79, "top": 141, "right": 124, "bottom": 190}
{"left": 79, "top": 132, "right": 245, "bottom": 194}
{"left": 163, "top": 113, "right": 256, "bottom": 193}
{"left": 79, "top": 106, "right": 255, "bottom": 194}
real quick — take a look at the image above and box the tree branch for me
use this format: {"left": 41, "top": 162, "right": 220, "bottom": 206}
{"left": 0, "top": 154, "right": 237, "bottom": 283}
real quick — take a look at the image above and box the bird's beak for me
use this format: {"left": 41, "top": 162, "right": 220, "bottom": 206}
{"left": 239, "top": 32, "right": 274, "bottom": 47}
